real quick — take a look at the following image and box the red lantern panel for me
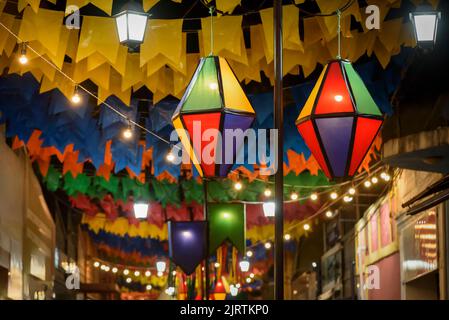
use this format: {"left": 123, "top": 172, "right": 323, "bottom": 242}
{"left": 349, "top": 117, "right": 383, "bottom": 176}
{"left": 182, "top": 112, "right": 221, "bottom": 177}
{"left": 314, "top": 61, "right": 355, "bottom": 115}
{"left": 297, "top": 120, "right": 331, "bottom": 178}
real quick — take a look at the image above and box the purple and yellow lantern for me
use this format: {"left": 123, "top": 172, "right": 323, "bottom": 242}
{"left": 296, "top": 59, "right": 384, "bottom": 180}
{"left": 172, "top": 56, "right": 256, "bottom": 177}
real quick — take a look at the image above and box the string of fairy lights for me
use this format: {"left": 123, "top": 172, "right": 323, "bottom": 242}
{"left": 1, "top": 18, "right": 392, "bottom": 205}
{"left": 87, "top": 164, "right": 393, "bottom": 294}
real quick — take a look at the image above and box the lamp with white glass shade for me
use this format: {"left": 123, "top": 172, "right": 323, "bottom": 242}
{"left": 263, "top": 202, "right": 275, "bottom": 217}
{"left": 410, "top": 6, "right": 441, "bottom": 48}
{"left": 114, "top": 1, "right": 148, "bottom": 50}
{"left": 133, "top": 202, "right": 149, "bottom": 219}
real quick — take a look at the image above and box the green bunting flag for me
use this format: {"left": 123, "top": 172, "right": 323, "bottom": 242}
{"left": 208, "top": 203, "right": 245, "bottom": 255}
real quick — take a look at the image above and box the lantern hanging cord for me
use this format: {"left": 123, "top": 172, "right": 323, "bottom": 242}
{"left": 337, "top": 9, "right": 342, "bottom": 59}
{"left": 292, "top": 0, "right": 355, "bottom": 17}
{"left": 209, "top": 6, "right": 215, "bottom": 55}
{"left": 0, "top": 21, "right": 181, "bottom": 151}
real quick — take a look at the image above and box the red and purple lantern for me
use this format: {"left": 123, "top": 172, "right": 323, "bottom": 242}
{"left": 296, "top": 59, "right": 384, "bottom": 179}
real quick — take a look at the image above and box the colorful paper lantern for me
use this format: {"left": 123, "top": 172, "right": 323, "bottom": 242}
{"left": 172, "top": 56, "right": 256, "bottom": 177}
{"left": 296, "top": 59, "right": 384, "bottom": 179}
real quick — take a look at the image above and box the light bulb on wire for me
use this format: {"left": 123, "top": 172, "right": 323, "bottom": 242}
{"left": 18, "top": 43, "right": 28, "bottom": 65}
{"left": 122, "top": 122, "right": 133, "bottom": 139}
{"left": 364, "top": 180, "right": 372, "bottom": 188}
{"left": 71, "top": 85, "right": 81, "bottom": 105}
{"left": 166, "top": 148, "right": 175, "bottom": 163}
{"left": 330, "top": 192, "right": 338, "bottom": 200}
{"left": 310, "top": 193, "right": 318, "bottom": 201}
{"left": 264, "top": 188, "right": 272, "bottom": 197}
{"left": 325, "top": 210, "right": 333, "bottom": 218}
{"left": 303, "top": 223, "right": 310, "bottom": 231}
{"left": 348, "top": 187, "right": 356, "bottom": 195}
{"left": 290, "top": 192, "right": 298, "bottom": 201}
{"left": 381, "top": 172, "right": 391, "bottom": 181}
{"left": 371, "top": 177, "right": 378, "bottom": 184}
{"left": 343, "top": 195, "right": 353, "bottom": 203}
{"left": 234, "top": 181, "right": 243, "bottom": 191}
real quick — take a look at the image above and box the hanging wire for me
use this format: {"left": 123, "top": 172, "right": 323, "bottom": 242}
{"left": 0, "top": 0, "right": 382, "bottom": 188}
{"left": 209, "top": 5, "right": 215, "bottom": 55}
{"left": 0, "top": 21, "right": 181, "bottom": 151}
{"left": 337, "top": 9, "right": 342, "bottom": 59}
{"left": 292, "top": 0, "right": 356, "bottom": 17}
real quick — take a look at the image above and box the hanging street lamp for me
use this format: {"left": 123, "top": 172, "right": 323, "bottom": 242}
{"left": 114, "top": 0, "right": 148, "bottom": 51}
{"left": 133, "top": 202, "right": 149, "bottom": 219}
{"left": 410, "top": 5, "right": 441, "bottom": 48}
{"left": 263, "top": 202, "right": 275, "bottom": 217}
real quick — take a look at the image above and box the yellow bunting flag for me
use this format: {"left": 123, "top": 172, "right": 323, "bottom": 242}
{"left": 18, "top": 7, "right": 64, "bottom": 57}
{"left": 200, "top": 15, "right": 247, "bottom": 65}
{"left": 140, "top": 19, "right": 185, "bottom": 75}
{"left": 76, "top": 16, "right": 120, "bottom": 67}
{"left": 66, "top": 0, "right": 113, "bottom": 16}
{"left": 143, "top": 0, "right": 159, "bottom": 11}
{"left": 216, "top": 0, "right": 240, "bottom": 13}
{"left": 17, "top": 0, "right": 40, "bottom": 13}
{"left": 0, "top": 14, "right": 18, "bottom": 57}
{"left": 259, "top": 5, "right": 303, "bottom": 64}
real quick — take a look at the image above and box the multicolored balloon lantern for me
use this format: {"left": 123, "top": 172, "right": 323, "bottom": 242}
{"left": 296, "top": 59, "right": 384, "bottom": 179}
{"left": 172, "top": 56, "right": 256, "bottom": 177}
{"left": 168, "top": 221, "right": 207, "bottom": 275}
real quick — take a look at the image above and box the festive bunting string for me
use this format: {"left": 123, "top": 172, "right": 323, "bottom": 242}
{"left": 0, "top": 20, "right": 181, "bottom": 151}
{"left": 0, "top": 1, "right": 417, "bottom": 105}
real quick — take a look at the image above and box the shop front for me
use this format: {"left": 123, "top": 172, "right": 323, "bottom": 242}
{"left": 398, "top": 207, "right": 440, "bottom": 299}
{"left": 355, "top": 194, "right": 401, "bottom": 300}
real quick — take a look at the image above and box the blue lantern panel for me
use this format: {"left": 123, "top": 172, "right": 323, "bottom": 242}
{"left": 219, "top": 113, "right": 255, "bottom": 177}
{"left": 315, "top": 117, "right": 354, "bottom": 177}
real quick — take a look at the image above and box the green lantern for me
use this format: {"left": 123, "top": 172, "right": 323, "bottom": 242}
{"left": 172, "top": 56, "right": 256, "bottom": 177}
